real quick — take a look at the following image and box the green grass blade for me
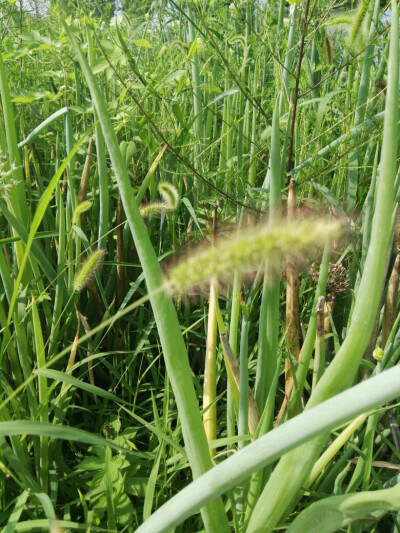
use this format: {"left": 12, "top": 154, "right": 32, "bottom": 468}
{"left": 5, "top": 132, "right": 89, "bottom": 326}
{"left": 0, "top": 420, "right": 126, "bottom": 452}
{"left": 33, "top": 492, "right": 56, "bottom": 520}
{"left": 63, "top": 21, "right": 230, "bottom": 533}
{"left": 0, "top": 47, "right": 28, "bottom": 226}
{"left": 3, "top": 489, "right": 29, "bottom": 533}
{"left": 255, "top": 99, "right": 282, "bottom": 413}
{"left": 17, "top": 107, "right": 68, "bottom": 148}
{"left": 286, "top": 485, "right": 400, "bottom": 533}
{"left": 31, "top": 297, "right": 49, "bottom": 492}
{"left": 34, "top": 369, "right": 121, "bottom": 401}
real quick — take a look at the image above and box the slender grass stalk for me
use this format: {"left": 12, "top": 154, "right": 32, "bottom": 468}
{"left": 305, "top": 412, "right": 369, "bottom": 489}
{"left": 238, "top": 309, "right": 249, "bottom": 449}
{"left": 48, "top": 183, "right": 66, "bottom": 356}
{"left": 358, "top": 144, "right": 379, "bottom": 280}
{"left": 0, "top": 300, "right": 23, "bottom": 386}
{"left": 203, "top": 278, "right": 218, "bottom": 455}
{"left": 285, "top": 179, "right": 300, "bottom": 398}
{"left": 0, "top": 47, "right": 28, "bottom": 226}
{"left": 104, "top": 447, "right": 116, "bottom": 531}
{"left": 65, "top": 111, "right": 77, "bottom": 292}
{"left": 87, "top": 27, "right": 109, "bottom": 251}
{"left": 227, "top": 269, "right": 242, "bottom": 438}
{"left": 31, "top": 297, "right": 48, "bottom": 493}
{"left": 116, "top": 196, "right": 125, "bottom": 309}
{"left": 244, "top": 350, "right": 283, "bottom": 526}
{"left": 346, "top": 0, "right": 381, "bottom": 211}
{"left": 255, "top": 100, "right": 282, "bottom": 413}
{"left": 277, "top": 0, "right": 286, "bottom": 33}
{"left": 63, "top": 22, "right": 230, "bottom": 533}
{"left": 346, "top": 410, "right": 380, "bottom": 493}
{"left": 216, "top": 301, "right": 259, "bottom": 435}
{"left": 312, "top": 295, "right": 325, "bottom": 390}
{"left": 136, "top": 144, "right": 168, "bottom": 205}
{"left": 187, "top": 4, "right": 204, "bottom": 201}
{"left": 248, "top": 61, "right": 258, "bottom": 189}
{"left": 382, "top": 253, "right": 400, "bottom": 347}
{"left": 280, "top": 4, "right": 297, "bottom": 113}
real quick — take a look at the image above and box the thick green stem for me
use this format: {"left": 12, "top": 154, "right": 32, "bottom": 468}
{"left": 203, "top": 279, "right": 218, "bottom": 456}
{"left": 65, "top": 23, "right": 230, "bottom": 533}
{"left": 247, "top": 1, "right": 399, "bottom": 529}
{"left": 255, "top": 100, "right": 282, "bottom": 413}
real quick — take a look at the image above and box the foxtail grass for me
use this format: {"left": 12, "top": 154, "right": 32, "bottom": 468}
{"left": 166, "top": 219, "right": 341, "bottom": 294}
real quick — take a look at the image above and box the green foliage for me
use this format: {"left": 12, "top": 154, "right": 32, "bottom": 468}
{"left": 53, "top": 0, "right": 117, "bottom": 20}
{"left": 0, "top": 0, "right": 399, "bottom": 531}
{"left": 120, "top": 0, "right": 153, "bottom": 18}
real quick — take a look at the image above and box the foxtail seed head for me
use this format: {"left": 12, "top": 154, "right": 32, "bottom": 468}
{"left": 140, "top": 182, "right": 179, "bottom": 218}
{"left": 73, "top": 249, "right": 105, "bottom": 293}
{"left": 165, "top": 219, "right": 342, "bottom": 294}
{"left": 159, "top": 182, "right": 179, "bottom": 209}
{"left": 72, "top": 201, "right": 92, "bottom": 223}
{"left": 140, "top": 202, "right": 172, "bottom": 218}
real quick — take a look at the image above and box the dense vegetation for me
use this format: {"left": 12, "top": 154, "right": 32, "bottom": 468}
{"left": 0, "top": 0, "right": 399, "bottom": 531}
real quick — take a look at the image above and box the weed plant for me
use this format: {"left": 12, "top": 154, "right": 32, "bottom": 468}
{"left": 0, "top": 0, "right": 399, "bottom": 531}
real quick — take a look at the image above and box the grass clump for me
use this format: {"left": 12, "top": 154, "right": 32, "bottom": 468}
{"left": 0, "top": 0, "right": 399, "bottom": 531}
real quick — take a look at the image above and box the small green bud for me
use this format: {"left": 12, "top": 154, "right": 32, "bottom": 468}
{"left": 373, "top": 347, "right": 384, "bottom": 361}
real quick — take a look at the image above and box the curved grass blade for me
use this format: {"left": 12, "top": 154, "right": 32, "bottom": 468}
{"left": 5, "top": 131, "right": 89, "bottom": 326}
{"left": 0, "top": 420, "right": 127, "bottom": 453}
{"left": 136, "top": 365, "right": 400, "bottom": 533}
{"left": 63, "top": 21, "right": 230, "bottom": 533}
{"left": 34, "top": 369, "right": 120, "bottom": 402}
{"left": 17, "top": 107, "right": 68, "bottom": 148}
{"left": 286, "top": 485, "right": 400, "bottom": 533}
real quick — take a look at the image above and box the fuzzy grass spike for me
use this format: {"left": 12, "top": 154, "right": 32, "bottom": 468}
{"left": 166, "top": 219, "right": 342, "bottom": 294}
